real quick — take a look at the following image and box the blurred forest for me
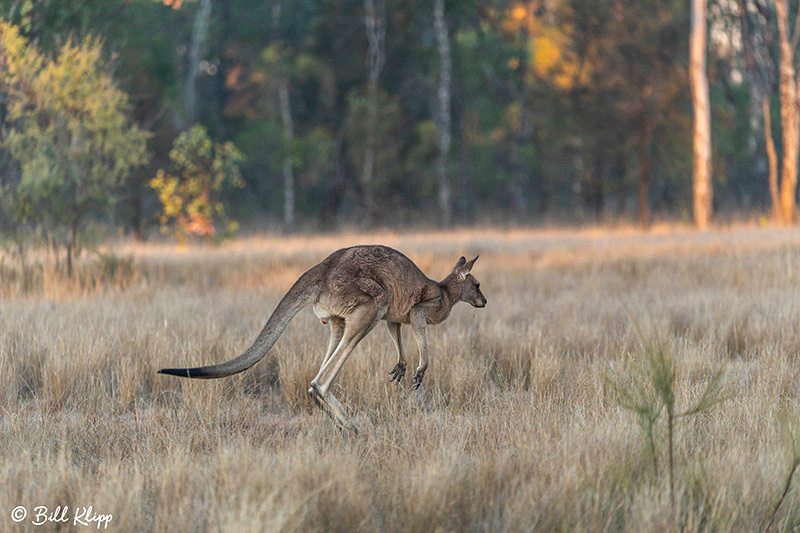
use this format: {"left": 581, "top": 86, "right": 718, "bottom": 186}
{"left": 0, "top": 0, "right": 796, "bottom": 253}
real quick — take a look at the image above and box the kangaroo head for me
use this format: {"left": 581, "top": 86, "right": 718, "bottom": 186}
{"left": 451, "top": 255, "right": 487, "bottom": 308}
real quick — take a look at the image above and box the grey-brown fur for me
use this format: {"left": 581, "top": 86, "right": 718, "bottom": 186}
{"left": 159, "top": 245, "right": 486, "bottom": 428}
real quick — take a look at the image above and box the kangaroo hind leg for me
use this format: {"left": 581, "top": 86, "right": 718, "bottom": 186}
{"left": 322, "top": 317, "right": 345, "bottom": 368}
{"left": 308, "top": 303, "right": 384, "bottom": 429}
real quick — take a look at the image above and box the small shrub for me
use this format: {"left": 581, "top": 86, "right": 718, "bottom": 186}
{"left": 605, "top": 334, "right": 726, "bottom": 517}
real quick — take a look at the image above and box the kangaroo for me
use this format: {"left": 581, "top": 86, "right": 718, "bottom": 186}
{"left": 158, "top": 245, "right": 486, "bottom": 429}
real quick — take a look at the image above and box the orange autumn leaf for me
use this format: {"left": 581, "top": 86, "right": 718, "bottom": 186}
{"left": 162, "top": 0, "right": 183, "bottom": 10}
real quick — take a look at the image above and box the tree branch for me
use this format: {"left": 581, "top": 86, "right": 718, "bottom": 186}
{"left": 7, "top": 0, "right": 20, "bottom": 21}
{"left": 791, "top": 1, "right": 800, "bottom": 53}
{"left": 753, "top": 0, "right": 770, "bottom": 20}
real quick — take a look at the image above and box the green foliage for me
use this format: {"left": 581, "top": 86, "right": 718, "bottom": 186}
{"left": 766, "top": 410, "right": 800, "bottom": 531}
{"left": 779, "top": 410, "right": 800, "bottom": 463}
{"left": 605, "top": 334, "right": 726, "bottom": 516}
{"left": 0, "top": 21, "right": 149, "bottom": 272}
{"left": 150, "top": 125, "right": 244, "bottom": 244}
{"left": 606, "top": 355, "right": 664, "bottom": 476}
{"left": 345, "top": 89, "right": 404, "bottom": 203}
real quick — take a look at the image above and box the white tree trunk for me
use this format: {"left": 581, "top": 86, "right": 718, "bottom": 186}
{"left": 737, "top": 0, "right": 779, "bottom": 221}
{"left": 278, "top": 81, "right": 295, "bottom": 231}
{"left": 690, "top": 0, "right": 712, "bottom": 229}
{"left": 185, "top": 0, "right": 211, "bottom": 126}
{"left": 362, "top": 0, "right": 385, "bottom": 216}
{"left": 272, "top": 0, "right": 295, "bottom": 231}
{"left": 434, "top": 0, "right": 453, "bottom": 227}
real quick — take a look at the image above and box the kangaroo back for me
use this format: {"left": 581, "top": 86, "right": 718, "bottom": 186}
{"left": 158, "top": 266, "right": 321, "bottom": 379}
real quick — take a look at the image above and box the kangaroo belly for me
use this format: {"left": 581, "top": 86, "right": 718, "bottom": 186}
{"left": 385, "top": 314, "right": 411, "bottom": 324}
{"left": 383, "top": 301, "right": 412, "bottom": 324}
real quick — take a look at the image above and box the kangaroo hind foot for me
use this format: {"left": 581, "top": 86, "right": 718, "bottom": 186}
{"left": 307, "top": 384, "right": 357, "bottom": 433}
{"left": 411, "top": 368, "right": 426, "bottom": 390}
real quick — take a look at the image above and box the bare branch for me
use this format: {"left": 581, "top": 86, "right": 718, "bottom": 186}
{"left": 753, "top": 0, "right": 770, "bottom": 20}
{"left": 791, "top": 1, "right": 800, "bottom": 53}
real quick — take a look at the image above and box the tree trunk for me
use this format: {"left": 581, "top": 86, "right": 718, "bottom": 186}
{"left": 509, "top": 101, "right": 534, "bottom": 218}
{"left": 690, "top": 0, "right": 712, "bottom": 229}
{"left": 763, "top": 95, "right": 781, "bottom": 222}
{"left": 132, "top": 194, "right": 145, "bottom": 241}
{"left": 362, "top": 0, "right": 385, "bottom": 221}
{"left": 638, "top": 120, "right": 653, "bottom": 228}
{"left": 509, "top": 137, "right": 531, "bottom": 217}
{"left": 433, "top": 0, "right": 453, "bottom": 227}
{"left": 272, "top": 0, "right": 295, "bottom": 232}
{"left": 185, "top": 0, "right": 211, "bottom": 126}
{"left": 736, "top": 0, "right": 762, "bottom": 144}
{"left": 65, "top": 241, "right": 73, "bottom": 278}
{"left": 589, "top": 157, "right": 605, "bottom": 218}
{"left": 278, "top": 83, "right": 295, "bottom": 232}
{"left": 455, "top": 121, "right": 471, "bottom": 221}
{"left": 66, "top": 215, "right": 78, "bottom": 278}
{"left": 776, "top": 0, "right": 799, "bottom": 224}
{"left": 737, "top": 0, "right": 770, "bottom": 199}
{"left": 321, "top": 131, "right": 346, "bottom": 227}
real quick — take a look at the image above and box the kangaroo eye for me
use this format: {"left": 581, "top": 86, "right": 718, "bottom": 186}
{"left": 475, "top": 283, "right": 480, "bottom": 289}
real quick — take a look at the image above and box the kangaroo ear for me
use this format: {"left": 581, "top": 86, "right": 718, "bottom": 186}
{"left": 464, "top": 255, "right": 479, "bottom": 272}
{"left": 454, "top": 255, "right": 477, "bottom": 280}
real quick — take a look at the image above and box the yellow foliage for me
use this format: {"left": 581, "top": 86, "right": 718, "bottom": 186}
{"left": 149, "top": 126, "right": 243, "bottom": 245}
{"left": 498, "top": 3, "right": 590, "bottom": 90}
{"left": 501, "top": 2, "right": 535, "bottom": 34}
{"left": 530, "top": 26, "right": 587, "bottom": 89}
{"left": 0, "top": 21, "right": 149, "bottom": 244}
{"left": 532, "top": 33, "right": 560, "bottom": 74}
{"left": 150, "top": 170, "right": 219, "bottom": 244}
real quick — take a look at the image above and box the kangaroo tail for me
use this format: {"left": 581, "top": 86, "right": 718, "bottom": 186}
{"left": 158, "top": 267, "right": 320, "bottom": 379}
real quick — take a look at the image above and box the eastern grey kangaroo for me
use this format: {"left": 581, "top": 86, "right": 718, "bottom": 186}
{"left": 159, "top": 245, "right": 487, "bottom": 428}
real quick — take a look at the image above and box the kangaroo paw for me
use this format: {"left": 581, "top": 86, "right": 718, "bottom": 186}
{"left": 308, "top": 385, "right": 357, "bottom": 433}
{"left": 411, "top": 369, "right": 425, "bottom": 390}
{"left": 388, "top": 362, "right": 407, "bottom": 383}
{"left": 308, "top": 385, "right": 325, "bottom": 409}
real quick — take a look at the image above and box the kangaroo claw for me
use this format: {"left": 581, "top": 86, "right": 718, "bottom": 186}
{"left": 411, "top": 370, "right": 425, "bottom": 390}
{"left": 388, "top": 362, "right": 407, "bottom": 383}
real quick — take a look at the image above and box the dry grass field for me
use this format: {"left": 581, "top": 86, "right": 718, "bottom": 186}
{"left": 5, "top": 225, "right": 800, "bottom": 531}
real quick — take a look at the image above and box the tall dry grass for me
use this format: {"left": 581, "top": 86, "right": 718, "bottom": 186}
{"left": 3, "top": 226, "right": 800, "bottom": 531}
